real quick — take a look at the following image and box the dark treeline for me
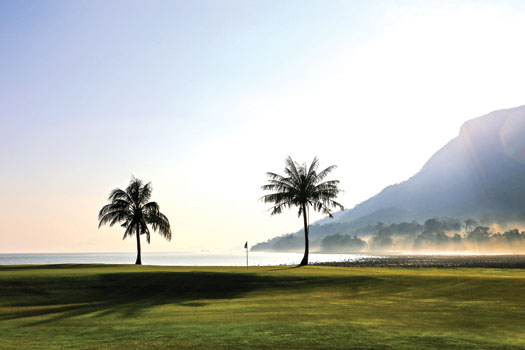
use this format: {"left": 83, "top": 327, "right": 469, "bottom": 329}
{"left": 252, "top": 218, "right": 525, "bottom": 253}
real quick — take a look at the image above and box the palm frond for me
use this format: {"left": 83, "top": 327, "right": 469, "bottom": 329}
{"left": 316, "top": 165, "right": 337, "bottom": 182}
{"left": 267, "top": 200, "right": 295, "bottom": 216}
{"left": 121, "top": 221, "right": 131, "bottom": 239}
{"left": 108, "top": 188, "right": 131, "bottom": 203}
{"left": 140, "top": 221, "right": 151, "bottom": 243}
{"left": 284, "top": 156, "right": 302, "bottom": 184}
{"left": 108, "top": 211, "right": 131, "bottom": 227}
{"left": 145, "top": 209, "right": 172, "bottom": 241}
{"left": 98, "top": 209, "right": 131, "bottom": 228}
{"left": 138, "top": 182, "right": 153, "bottom": 206}
{"left": 305, "top": 157, "right": 319, "bottom": 184}
{"left": 260, "top": 191, "right": 299, "bottom": 206}
{"left": 265, "top": 172, "right": 288, "bottom": 181}
{"left": 307, "top": 157, "right": 319, "bottom": 176}
{"left": 126, "top": 176, "right": 143, "bottom": 206}
{"left": 143, "top": 201, "right": 160, "bottom": 214}
{"left": 124, "top": 221, "right": 136, "bottom": 237}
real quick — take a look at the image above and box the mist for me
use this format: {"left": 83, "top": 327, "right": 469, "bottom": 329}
{"left": 252, "top": 218, "right": 525, "bottom": 254}
{"left": 367, "top": 219, "right": 525, "bottom": 254}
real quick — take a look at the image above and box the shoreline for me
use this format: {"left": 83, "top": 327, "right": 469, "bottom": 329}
{"left": 314, "top": 254, "right": 525, "bottom": 268}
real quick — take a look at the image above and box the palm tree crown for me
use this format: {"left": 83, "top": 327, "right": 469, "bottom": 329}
{"left": 261, "top": 156, "right": 343, "bottom": 265}
{"left": 98, "top": 177, "right": 171, "bottom": 265}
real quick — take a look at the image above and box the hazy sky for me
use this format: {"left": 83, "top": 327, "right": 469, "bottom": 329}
{"left": 2, "top": 0, "right": 525, "bottom": 253}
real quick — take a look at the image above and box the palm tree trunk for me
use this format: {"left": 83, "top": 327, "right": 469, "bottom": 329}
{"left": 135, "top": 226, "right": 142, "bottom": 265}
{"left": 299, "top": 203, "right": 309, "bottom": 266}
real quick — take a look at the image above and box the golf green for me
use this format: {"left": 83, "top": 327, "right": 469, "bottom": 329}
{"left": 1, "top": 264, "right": 524, "bottom": 349}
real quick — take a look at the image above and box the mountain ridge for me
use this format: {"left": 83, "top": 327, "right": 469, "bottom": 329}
{"left": 254, "top": 105, "right": 525, "bottom": 251}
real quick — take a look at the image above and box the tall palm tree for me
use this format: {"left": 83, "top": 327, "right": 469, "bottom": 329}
{"left": 261, "top": 156, "right": 343, "bottom": 266}
{"left": 98, "top": 177, "right": 172, "bottom": 265}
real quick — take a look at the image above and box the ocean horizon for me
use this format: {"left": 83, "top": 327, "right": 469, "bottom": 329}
{"left": 0, "top": 252, "right": 375, "bottom": 266}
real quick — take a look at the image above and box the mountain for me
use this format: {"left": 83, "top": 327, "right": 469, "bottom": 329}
{"left": 342, "top": 105, "right": 525, "bottom": 223}
{"left": 253, "top": 105, "right": 525, "bottom": 251}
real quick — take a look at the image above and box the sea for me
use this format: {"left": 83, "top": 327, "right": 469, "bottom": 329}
{"left": 0, "top": 252, "right": 373, "bottom": 266}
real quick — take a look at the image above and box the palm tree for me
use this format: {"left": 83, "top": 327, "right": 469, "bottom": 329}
{"left": 261, "top": 156, "right": 343, "bottom": 266}
{"left": 98, "top": 177, "right": 172, "bottom": 265}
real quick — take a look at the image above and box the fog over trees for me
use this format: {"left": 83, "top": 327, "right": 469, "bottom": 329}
{"left": 252, "top": 217, "right": 525, "bottom": 253}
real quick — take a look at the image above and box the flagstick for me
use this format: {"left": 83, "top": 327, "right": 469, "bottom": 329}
{"left": 246, "top": 246, "right": 248, "bottom": 268}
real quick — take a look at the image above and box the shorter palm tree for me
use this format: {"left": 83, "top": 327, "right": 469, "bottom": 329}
{"left": 261, "top": 156, "right": 343, "bottom": 266}
{"left": 98, "top": 177, "right": 172, "bottom": 265}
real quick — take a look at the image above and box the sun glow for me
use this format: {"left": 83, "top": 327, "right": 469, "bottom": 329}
{"left": 2, "top": 1, "right": 525, "bottom": 253}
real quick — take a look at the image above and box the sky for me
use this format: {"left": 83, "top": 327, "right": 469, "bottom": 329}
{"left": 1, "top": 0, "right": 525, "bottom": 253}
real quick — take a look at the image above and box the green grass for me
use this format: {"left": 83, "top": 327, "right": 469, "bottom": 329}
{"left": 1, "top": 264, "right": 525, "bottom": 349}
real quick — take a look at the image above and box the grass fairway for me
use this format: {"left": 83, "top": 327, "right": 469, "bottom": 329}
{"left": 1, "top": 265, "right": 525, "bottom": 349}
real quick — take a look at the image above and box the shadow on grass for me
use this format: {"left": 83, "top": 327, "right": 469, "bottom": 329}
{"left": 267, "top": 265, "right": 303, "bottom": 271}
{"left": 0, "top": 268, "right": 378, "bottom": 325}
{"left": 0, "top": 264, "right": 113, "bottom": 271}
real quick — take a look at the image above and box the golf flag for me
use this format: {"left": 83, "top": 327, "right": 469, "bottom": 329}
{"left": 244, "top": 242, "right": 249, "bottom": 267}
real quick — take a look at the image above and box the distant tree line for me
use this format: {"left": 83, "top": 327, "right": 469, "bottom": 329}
{"left": 320, "top": 234, "right": 366, "bottom": 253}
{"left": 252, "top": 217, "right": 525, "bottom": 253}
